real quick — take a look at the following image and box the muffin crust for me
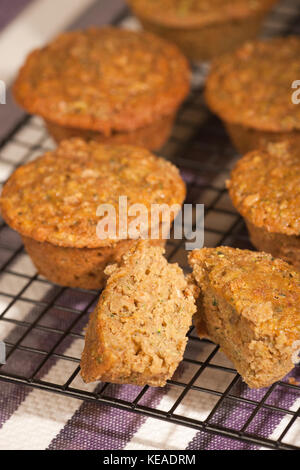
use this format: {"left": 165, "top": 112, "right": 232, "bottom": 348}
{"left": 189, "top": 247, "right": 300, "bottom": 388}
{"left": 0, "top": 139, "right": 185, "bottom": 288}
{"left": 43, "top": 113, "right": 175, "bottom": 149}
{"left": 227, "top": 141, "right": 300, "bottom": 268}
{"left": 206, "top": 37, "right": 300, "bottom": 133}
{"left": 227, "top": 142, "right": 300, "bottom": 237}
{"left": 128, "top": 0, "right": 276, "bottom": 28}
{"left": 127, "top": 0, "right": 276, "bottom": 62}
{"left": 0, "top": 139, "right": 186, "bottom": 248}
{"left": 13, "top": 27, "right": 190, "bottom": 136}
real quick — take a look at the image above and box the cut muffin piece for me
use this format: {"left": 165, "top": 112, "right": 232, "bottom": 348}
{"left": 205, "top": 36, "right": 300, "bottom": 153}
{"left": 227, "top": 141, "right": 300, "bottom": 270}
{"left": 81, "top": 242, "right": 196, "bottom": 386}
{"left": 0, "top": 139, "right": 185, "bottom": 289}
{"left": 189, "top": 247, "right": 300, "bottom": 388}
{"left": 13, "top": 27, "right": 190, "bottom": 150}
{"left": 127, "top": 0, "right": 277, "bottom": 61}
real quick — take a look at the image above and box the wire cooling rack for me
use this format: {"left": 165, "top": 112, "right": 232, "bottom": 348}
{"left": 0, "top": 0, "right": 299, "bottom": 451}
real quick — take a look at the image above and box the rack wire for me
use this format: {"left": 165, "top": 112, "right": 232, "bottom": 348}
{"left": 0, "top": 0, "right": 299, "bottom": 451}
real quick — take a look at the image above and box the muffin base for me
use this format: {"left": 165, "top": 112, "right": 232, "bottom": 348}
{"left": 22, "top": 236, "right": 165, "bottom": 290}
{"left": 246, "top": 220, "right": 300, "bottom": 270}
{"left": 44, "top": 113, "right": 176, "bottom": 151}
{"left": 225, "top": 122, "right": 300, "bottom": 154}
{"left": 137, "top": 12, "right": 271, "bottom": 61}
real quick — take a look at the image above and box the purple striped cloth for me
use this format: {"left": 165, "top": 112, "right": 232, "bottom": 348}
{"left": 0, "top": 0, "right": 299, "bottom": 451}
{"left": 0, "top": 0, "right": 31, "bottom": 31}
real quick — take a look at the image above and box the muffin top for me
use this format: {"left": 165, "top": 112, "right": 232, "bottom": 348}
{"left": 206, "top": 36, "right": 300, "bottom": 132}
{"left": 227, "top": 141, "right": 300, "bottom": 236}
{"left": 189, "top": 246, "right": 300, "bottom": 343}
{"left": 0, "top": 139, "right": 186, "bottom": 248}
{"left": 128, "top": 0, "right": 276, "bottom": 28}
{"left": 13, "top": 27, "right": 190, "bottom": 134}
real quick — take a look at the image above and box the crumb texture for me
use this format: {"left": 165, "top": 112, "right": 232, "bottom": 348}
{"left": 189, "top": 247, "right": 300, "bottom": 388}
{"left": 81, "top": 242, "right": 196, "bottom": 386}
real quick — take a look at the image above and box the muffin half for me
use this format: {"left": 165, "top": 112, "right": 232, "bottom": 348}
{"left": 81, "top": 242, "right": 196, "bottom": 386}
{"left": 227, "top": 141, "right": 300, "bottom": 270}
{"left": 127, "top": 0, "right": 277, "bottom": 61}
{"left": 189, "top": 247, "right": 300, "bottom": 388}
{"left": 0, "top": 139, "right": 186, "bottom": 289}
{"left": 13, "top": 27, "right": 190, "bottom": 150}
{"left": 205, "top": 36, "right": 300, "bottom": 153}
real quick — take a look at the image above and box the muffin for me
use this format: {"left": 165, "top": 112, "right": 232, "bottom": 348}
{"left": 227, "top": 141, "right": 300, "bottom": 270}
{"left": 127, "top": 0, "right": 277, "bottom": 61}
{"left": 13, "top": 27, "right": 190, "bottom": 150}
{"left": 81, "top": 242, "right": 196, "bottom": 386}
{"left": 189, "top": 247, "right": 300, "bottom": 388}
{"left": 205, "top": 36, "right": 300, "bottom": 153}
{"left": 0, "top": 139, "right": 186, "bottom": 289}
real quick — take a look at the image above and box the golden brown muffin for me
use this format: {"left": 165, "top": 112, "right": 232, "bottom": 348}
{"left": 0, "top": 139, "right": 186, "bottom": 289}
{"left": 189, "top": 247, "right": 300, "bottom": 389}
{"left": 13, "top": 27, "right": 190, "bottom": 150}
{"left": 205, "top": 36, "right": 300, "bottom": 153}
{"left": 81, "top": 242, "right": 196, "bottom": 386}
{"left": 227, "top": 141, "right": 300, "bottom": 270}
{"left": 127, "top": 0, "right": 277, "bottom": 61}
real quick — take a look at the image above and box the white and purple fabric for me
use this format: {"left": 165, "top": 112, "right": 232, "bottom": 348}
{"left": 0, "top": 0, "right": 299, "bottom": 450}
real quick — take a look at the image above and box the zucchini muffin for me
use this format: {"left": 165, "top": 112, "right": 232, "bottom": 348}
{"left": 81, "top": 242, "right": 196, "bottom": 386}
{"left": 189, "top": 247, "right": 300, "bottom": 389}
{"left": 13, "top": 27, "right": 190, "bottom": 150}
{"left": 0, "top": 139, "right": 186, "bottom": 289}
{"left": 227, "top": 141, "right": 300, "bottom": 270}
{"left": 127, "top": 0, "right": 277, "bottom": 61}
{"left": 205, "top": 36, "right": 300, "bottom": 153}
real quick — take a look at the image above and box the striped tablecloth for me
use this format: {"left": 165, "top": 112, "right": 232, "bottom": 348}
{"left": 0, "top": 0, "right": 299, "bottom": 451}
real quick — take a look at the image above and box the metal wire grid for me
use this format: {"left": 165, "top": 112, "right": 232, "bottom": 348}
{"left": 0, "top": 0, "right": 299, "bottom": 451}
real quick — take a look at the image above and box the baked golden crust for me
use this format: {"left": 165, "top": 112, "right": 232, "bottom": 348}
{"left": 43, "top": 112, "right": 176, "bottom": 150}
{"left": 206, "top": 36, "right": 300, "bottom": 132}
{"left": 81, "top": 242, "right": 196, "bottom": 386}
{"left": 227, "top": 141, "right": 300, "bottom": 236}
{"left": 127, "top": 0, "right": 277, "bottom": 28}
{"left": 224, "top": 122, "right": 300, "bottom": 155}
{"left": 244, "top": 221, "right": 300, "bottom": 271}
{"left": 13, "top": 27, "right": 190, "bottom": 134}
{"left": 0, "top": 139, "right": 186, "bottom": 248}
{"left": 22, "top": 236, "right": 165, "bottom": 290}
{"left": 189, "top": 247, "right": 300, "bottom": 388}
